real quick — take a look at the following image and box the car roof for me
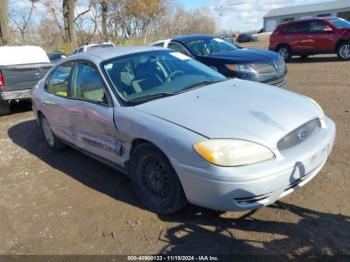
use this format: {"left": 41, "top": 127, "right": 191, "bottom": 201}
{"left": 280, "top": 17, "right": 331, "bottom": 26}
{"left": 82, "top": 42, "right": 115, "bottom": 48}
{"left": 173, "top": 34, "right": 218, "bottom": 42}
{"left": 68, "top": 46, "right": 167, "bottom": 63}
{"left": 149, "top": 39, "right": 171, "bottom": 45}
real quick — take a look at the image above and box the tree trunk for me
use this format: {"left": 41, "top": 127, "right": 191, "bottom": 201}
{"left": 63, "top": 0, "right": 76, "bottom": 44}
{"left": 0, "top": 0, "right": 10, "bottom": 45}
{"left": 101, "top": 0, "right": 108, "bottom": 41}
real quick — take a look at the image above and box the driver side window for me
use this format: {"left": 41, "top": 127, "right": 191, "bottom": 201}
{"left": 309, "top": 21, "right": 330, "bottom": 33}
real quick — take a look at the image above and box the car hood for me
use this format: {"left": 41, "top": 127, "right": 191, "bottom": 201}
{"left": 208, "top": 48, "right": 280, "bottom": 63}
{"left": 135, "top": 79, "right": 322, "bottom": 148}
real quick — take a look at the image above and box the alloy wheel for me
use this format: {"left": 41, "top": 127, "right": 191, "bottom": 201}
{"left": 339, "top": 44, "right": 350, "bottom": 59}
{"left": 278, "top": 48, "right": 289, "bottom": 60}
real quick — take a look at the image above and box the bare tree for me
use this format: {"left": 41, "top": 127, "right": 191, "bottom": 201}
{"left": 101, "top": 0, "right": 109, "bottom": 40}
{"left": 9, "top": 0, "right": 39, "bottom": 43}
{"left": 63, "top": 0, "right": 76, "bottom": 44}
{"left": 0, "top": 0, "right": 10, "bottom": 45}
{"left": 43, "top": 0, "right": 65, "bottom": 39}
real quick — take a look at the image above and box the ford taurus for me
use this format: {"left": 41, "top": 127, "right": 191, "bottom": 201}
{"left": 32, "top": 47, "right": 336, "bottom": 214}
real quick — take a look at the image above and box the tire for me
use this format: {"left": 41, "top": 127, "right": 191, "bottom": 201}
{"left": 0, "top": 99, "right": 10, "bottom": 116}
{"left": 130, "top": 143, "right": 187, "bottom": 214}
{"left": 40, "top": 115, "right": 66, "bottom": 151}
{"left": 300, "top": 55, "right": 309, "bottom": 59}
{"left": 337, "top": 42, "right": 350, "bottom": 61}
{"left": 277, "top": 45, "right": 292, "bottom": 61}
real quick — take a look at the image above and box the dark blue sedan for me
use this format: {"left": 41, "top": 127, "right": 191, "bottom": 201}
{"left": 150, "top": 35, "right": 287, "bottom": 87}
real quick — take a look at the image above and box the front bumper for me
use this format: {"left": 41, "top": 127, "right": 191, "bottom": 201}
{"left": 0, "top": 89, "right": 32, "bottom": 100}
{"left": 172, "top": 117, "right": 336, "bottom": 211}
{"left": 233, "top": 69, "right": 288, "bottom": 88}
{"left": 264, "top": 75, "right": 287, "bottom": 88}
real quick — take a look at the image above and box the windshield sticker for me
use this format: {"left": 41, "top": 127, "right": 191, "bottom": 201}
{"left": 213, "top": 38, "right": 225, "bottom": 42}
{"left": 104, "top": 63, "right": 113, "bottom": 70}
{"left": 170, "top": 52, "right": 191, "bottom": 60}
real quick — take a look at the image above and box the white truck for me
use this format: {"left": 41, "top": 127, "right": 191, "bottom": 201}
{"left": 0, "top": 46, "right": 52, "bottom": 115}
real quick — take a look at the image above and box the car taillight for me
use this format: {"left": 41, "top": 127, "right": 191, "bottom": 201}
{"left": 0, "top": 71, "right": 4, "bottom": 90}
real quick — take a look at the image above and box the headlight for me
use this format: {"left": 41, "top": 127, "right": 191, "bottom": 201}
{"left": 194, "top": 139, "right": 274, "bottom": 167}
{"left": 225, "top": 63, "right": 276, "bottom": 74}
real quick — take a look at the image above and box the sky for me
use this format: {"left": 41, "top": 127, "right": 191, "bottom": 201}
{"left": 179, "top": 0, "right": 334, "bottom": 32}
{"left": 10, "top": 0, "right": 336, "bottom": 33}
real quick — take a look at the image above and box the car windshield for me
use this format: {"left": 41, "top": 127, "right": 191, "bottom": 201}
{"left": 185, "top": 38, "right": 238, "bottom": 56}
{"left": 329, "top": 18, "right": 350, "bottom": 28}
{"left": 103, "top": 51, "right": 226, "bottom": 104}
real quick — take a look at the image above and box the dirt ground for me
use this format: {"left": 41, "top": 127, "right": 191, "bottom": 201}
{"left": 1, "top": 37, "right": 350, "bottom": 257}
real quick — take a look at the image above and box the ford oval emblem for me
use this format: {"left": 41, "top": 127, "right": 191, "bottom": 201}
{"left": 298, "top": 128, "right": 308, "bottom": 141}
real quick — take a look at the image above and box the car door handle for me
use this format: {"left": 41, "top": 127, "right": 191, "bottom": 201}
{"left": 307, "top": 35, "right": 314, "bottom": 38}
{"left": 69, "top": 110, "right": 79, "bottom": 115}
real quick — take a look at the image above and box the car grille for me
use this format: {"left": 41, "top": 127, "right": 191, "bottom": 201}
{"left": 277, "top": 119, "right": 320, "bottom": 151}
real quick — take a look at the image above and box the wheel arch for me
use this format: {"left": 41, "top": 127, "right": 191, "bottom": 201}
{"left": 335, "top": 39, "right": 350, "bottom": 52}
{"left": 126, "top": 138, "right": 171, "bottom": 171}
{"left": 36, "top": 110, "right": 44, "bottom": 124}
{"left": 276, "top": 43, "right": 291, "bottom": 52}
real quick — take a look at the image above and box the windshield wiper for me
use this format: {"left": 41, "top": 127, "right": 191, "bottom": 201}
{"left": 180, "top": 79, "right": 226, "bottom": 92}
{"left": 127, "top": 92, "right": 176, "bottom": 104}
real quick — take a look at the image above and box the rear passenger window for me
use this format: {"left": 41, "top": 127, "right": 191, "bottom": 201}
{"left": 168, "top": 43, "right": 191, "bottom": 56}
{"left": 284, "top": 23, "right": 308, "bottom": 33}
{"left": 152, "top": 42, "right": 165, "bottom": 47}
{"left": 71, "top": 62, "right": 107, "bottom": 104}
{"left": 46, "top": 62, "right": 73, "bottom": 97}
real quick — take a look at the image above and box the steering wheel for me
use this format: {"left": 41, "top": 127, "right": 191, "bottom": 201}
{"left": 167, "top": 70, "right": 185, "bottom": 82}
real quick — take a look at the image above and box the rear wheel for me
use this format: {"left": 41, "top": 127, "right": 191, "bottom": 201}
{"left": 337, "top": 42, "right": 350, "bottom": 60}
{"left": 0, "top": 99, "right": 10, "bottom": 116}
{"left": 40, "top": 115, "right": 66, "bottom": 151}
{"left": 130, "top": 143, "right": 187, "bottom": 214}
{"left": 277, "top": 45, "right": 292, "bottom": 61}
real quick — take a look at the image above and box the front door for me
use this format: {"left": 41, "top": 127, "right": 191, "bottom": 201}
{"left": 308, "top": 20, "right": 337, "bottom": 51}
{"left": 70, "top": 61, "right": 120, "bottom": 163}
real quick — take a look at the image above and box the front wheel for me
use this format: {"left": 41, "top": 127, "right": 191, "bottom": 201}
{"left": 337, "top": 42, "right": 350, "bottom": 60}
{"left": 277, "top": 45, "right": 292, "bottom": 61}
{"left": 130, "top": 143, "right": 187, "bottom": 214}
{"left": 40, "top": 115, "right": 66, "bottom": 151}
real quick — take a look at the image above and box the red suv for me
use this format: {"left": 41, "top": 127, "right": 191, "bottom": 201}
{"left": 269, "top": 17, "right": 350, "bottom": 60}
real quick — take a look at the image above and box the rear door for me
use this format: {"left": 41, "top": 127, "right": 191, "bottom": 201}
{"left": 308, "top": 20, "right": 337, "bottom": 51}
{"left": 70, "top": 61, "right": 119, "bottom": 163}
{"left": 42, "top": 61, "right": 81, "bottom": 143}
{"left": 284, "top": 22, "right": 311, "bottom": 52}
{"left": 1, "top": 63, "right": 51, "bottom": 91}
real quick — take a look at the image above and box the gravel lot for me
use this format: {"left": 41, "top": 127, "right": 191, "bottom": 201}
{"left": 1, "top": 39, "right": 350, "bottom": 257}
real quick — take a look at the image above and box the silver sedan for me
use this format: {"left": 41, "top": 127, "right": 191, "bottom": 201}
{"left": 32, "top": 46, "right": 336, "bottom": 214}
